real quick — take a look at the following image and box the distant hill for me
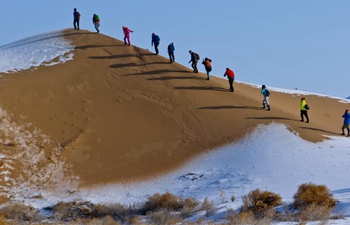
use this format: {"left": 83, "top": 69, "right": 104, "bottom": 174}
{"left": 346, "top": 96, "right": 350, "bottom": 100}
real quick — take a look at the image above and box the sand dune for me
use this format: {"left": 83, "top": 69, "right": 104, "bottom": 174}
{"left": 0, "top": 29, "right": 348, "bottom": 192}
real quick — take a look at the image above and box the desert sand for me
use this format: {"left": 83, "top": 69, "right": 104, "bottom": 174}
{"left": 0, "top": 29, "right": 348, "bottom": 191}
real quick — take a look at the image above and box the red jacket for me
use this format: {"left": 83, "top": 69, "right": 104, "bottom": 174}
{"left": 224, "top": 69, "right": 234, "bottom": 79}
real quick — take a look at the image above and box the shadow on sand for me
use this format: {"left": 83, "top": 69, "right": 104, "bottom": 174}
{"left": 199, "top": 106, "right": 264, "bottom": 110}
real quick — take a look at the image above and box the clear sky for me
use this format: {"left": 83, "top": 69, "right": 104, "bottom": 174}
{"left": 1, "top": 0, "right": 349, "bottom": 98}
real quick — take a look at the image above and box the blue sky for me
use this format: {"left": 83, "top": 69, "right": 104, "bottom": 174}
{"left": 1, "top": 0, "right": 349, "bottom": 98}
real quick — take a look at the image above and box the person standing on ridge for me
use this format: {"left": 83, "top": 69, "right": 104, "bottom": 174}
{"left": 167, "top": 43, "right": 175, "bottom": 63}
{"left": 341, "top": 109, "right": 350, "bottom": 136}
{"left": 300, "top": 97, "right": 310, "bottom": 123}
{"left": 261, "top": 85, "right": 271, "bottom": 110}
{"left": 188, "top": 50, "right": 199, "bottom": 73}
{"left": 223, "top": 68, "right": 235, "bottom": 92}
{"left": 151, "top": 33, "right": 160, "bottom": 55}
{"left": 202, "top": 58, "right": 212, "bottom": 80}
{"left": 122, "top": 26, "right": 133, "bottom": 45}
{"left": 73, "top": 8, "right": 81, "bottom": 30}
{"left": 92, "top": 14, "right": 100, "bottom": 33}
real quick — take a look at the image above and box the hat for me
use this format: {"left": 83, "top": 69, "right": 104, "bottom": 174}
{"left": 152, "top": 33, "right": 155, "bottom": 35}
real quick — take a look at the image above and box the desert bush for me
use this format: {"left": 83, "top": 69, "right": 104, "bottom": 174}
{"left": 181, "top": 198, "right": 200, "bottom": 217}
{"left": 143, "top": 192, "right": 197, "bottom": 214}
{"left": 293, "top": 183, "right": 337, "bottom": 210}
{"left": 297, "top": 203, "right": 332, "bottom": 222}
{"left": 242, "top": 189, "right": 282, "bottom": 219}
{"left": 0, "top": 202, "right": 43, "bottom": 222}
{"left": 50, "top": 201, "right": 97, "bottom": 221}
{"left": 228, "top": 210, "right": 274, "bottom": 225}
{"left": 48, "top": 201, "right": 141, "bottom": 223}
{"left": 68, "top": 216, "right": 121, "bottom": 225}
{"left": 147, "top": 209, "right": 182, "bottom": 225}
{"left": 198, "top": 197, "right": 215, "bottom": 217}
{"left": 0, "top": 212, "right": 6, "bottom": 225}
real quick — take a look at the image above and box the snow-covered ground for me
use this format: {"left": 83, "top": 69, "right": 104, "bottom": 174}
{"left": 0, "top": 31, "right": 349, "bottom": 224}
{"left": 0, "top": 31, "right": 73, "bottom": 73}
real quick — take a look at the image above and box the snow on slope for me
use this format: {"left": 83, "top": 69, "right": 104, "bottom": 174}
{"left": 20, "top": 123, "right": 350, "bottom": 223}
{"left": 0, "top": 31, "right": 73, "bottom": 73}
{"left": 0, "top": 31, "right": 349, "bottom": 224}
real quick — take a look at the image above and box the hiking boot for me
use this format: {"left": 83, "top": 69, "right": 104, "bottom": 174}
{"left": 300, "top": 120, "right": 304, "bottom": 122}
{"left": 267, "top": 105, "right": 270, "bottom": 110}
{"left": 306, "top": 121, "right": 309, "bottom": 123}
{"left": 341, "top": 133, "right": 345, "bottom": 135}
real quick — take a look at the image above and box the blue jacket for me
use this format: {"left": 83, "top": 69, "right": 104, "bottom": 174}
{"left": 151, "top": 35, "right": 160, "bottom": 45}
{"left": 261, "top": 88, "right": 268, "bottom": 97}
{"left": 343, "top": 113, "right": 350, "bottom": 125}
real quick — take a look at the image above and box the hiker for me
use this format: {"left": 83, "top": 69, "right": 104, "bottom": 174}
{"left": 151, "top": 33, "right": 160, "bottom": 55}
{"left": 167, "top": 43, "right": 175, "bottom": 63}
{"left": 73, "top": 8, "right": 81, "bottom": 30}
{"left": 300, "top": 97, "right": 310, "bottom": 123}
{"left": 261, "top": 85, "right": 271, "bottom": 110}
{"left": 92, "top": 14, "right": 100, "bottom": 33}
{"left": 223, "top": 68, "right": 235, "bottom": 92}
{"left": 341, "top": 109, "right": 350, "bottom": 136}
{"left": 122, "top": 26, "right": 133, "bottom": 45}
{"left": 188, "top": 50, "right": 199, "bottom": 73}
{"left": 202, "top": 58, "right": 212, "bottom": 80}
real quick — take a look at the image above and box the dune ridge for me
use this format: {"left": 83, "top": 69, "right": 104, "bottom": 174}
{"left": 0, "top": 29, "right": 348, "bottom": 196}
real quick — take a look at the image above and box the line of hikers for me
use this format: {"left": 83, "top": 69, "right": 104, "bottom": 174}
{"left": 72, "top": 8, "right": 349, "bottom": 137}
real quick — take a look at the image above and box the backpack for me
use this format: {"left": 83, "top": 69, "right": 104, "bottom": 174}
{"left": 195, "top": 53, "right": 200, "bottom": 60}
{"left": 76, "top": 12, "right": 81, "bottom": 18}
{"left": 265, "top": 89, "right": 270, "bottom": 97}
{"left": 305, "top": 104, "right": 310, "bottom": 110}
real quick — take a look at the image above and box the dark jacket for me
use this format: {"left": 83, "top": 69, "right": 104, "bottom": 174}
{"left": 151, "top": 34, "right": 160, "bottom": 45}
{"left": 168, "top": 43, "right": 175, "bottom": 53}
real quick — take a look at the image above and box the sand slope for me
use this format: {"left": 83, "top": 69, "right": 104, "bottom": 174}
{"left": 0, "top": 29, "right": 348, "bottom": 189}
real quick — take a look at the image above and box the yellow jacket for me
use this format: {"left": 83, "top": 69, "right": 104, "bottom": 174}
{"left": 300, "top": 99, "right": 307, "bottom": 111}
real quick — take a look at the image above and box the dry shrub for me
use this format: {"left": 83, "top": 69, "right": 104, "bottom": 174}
{"left": 143, "top": 192, "right": 197, "bottom": 214}
{"left": 181, "top": 198, "right": 200, "bottom": 217}
{"left": 147, "top": 209, "right": 182, "bottom": 225}
{"left": 51, "top": 201, "right": 97, "bottom": 221}
{"left": 293, "top": 183, "right": 337, "bottom": 210}
{"left": 1, "top": 202, "right": 42, "bottom": 222}
{"left": 198, "top": 197, "right": 215, "bottom": 217}
{"left": 228, "top": 211, "right": 255, "bottom": 225}
{"left": 228, "top": 211, "right": 274, "bottom": 225}
{"left": 242, "top": 189, "right": 282, "bottom": 219}
{"left": 297, "top": 204, "right": 332, "bottom": 222}
{"left": 68, "top": 215, "right": 121, "bottom": 225}
{"left": 49, "top": 201, "right": 139, "bottom": 223}
{"left": 0, "top": 213, "right": 6, "bottom": 225}
{"left": 95, "top": 203, "right": 138, "bottom": 222}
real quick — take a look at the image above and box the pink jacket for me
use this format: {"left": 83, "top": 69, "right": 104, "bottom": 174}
{"left": 123, "top": 27, "right": 132, "bottom": 35}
